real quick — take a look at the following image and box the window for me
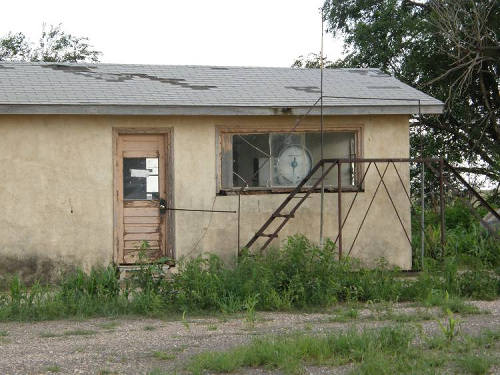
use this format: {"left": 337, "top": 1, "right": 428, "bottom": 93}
{"left": 123, "top": 157, "right": 159, "bottom": 200}
{"left": 220, "top": 131, "right": 358, "bottom": 191}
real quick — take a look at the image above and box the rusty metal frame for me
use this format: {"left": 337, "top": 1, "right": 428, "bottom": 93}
{"left": 245, "top": 157, "right": 499, "bottom": 267}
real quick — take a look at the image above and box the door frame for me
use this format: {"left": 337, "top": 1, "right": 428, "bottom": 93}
{"left": 112, "top": 127, "right": 175, "bottom": 264}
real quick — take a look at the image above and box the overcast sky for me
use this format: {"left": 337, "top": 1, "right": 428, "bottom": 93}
{"left": 0, "top": 0, "right": 344, "bottom": 67}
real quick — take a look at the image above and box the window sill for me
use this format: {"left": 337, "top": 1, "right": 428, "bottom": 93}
{"left": 217, "top": 186, "right": 364, "bottom": 196}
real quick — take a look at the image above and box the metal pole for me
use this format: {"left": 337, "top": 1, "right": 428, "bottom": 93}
{"left": 419, "top": 100, "right": 425, "bottom": 271}
{"left": 420, "top": 161, "right": 425, "bottom": 270}
{"left": 319, "top": 9, "right": 325, "bottom": 247}
{"left": 337, "top": 161, "right": 343, "bottom": 259}
{"left": 439, "top": 159, "right": 446, "bottom": 251}
{"left": 237, "top": 188, "right": 241, "bottom": 255}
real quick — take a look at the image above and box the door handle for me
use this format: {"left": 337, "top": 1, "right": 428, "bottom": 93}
{"left": 159, "top": 199, "right": 167, "bottom": 214}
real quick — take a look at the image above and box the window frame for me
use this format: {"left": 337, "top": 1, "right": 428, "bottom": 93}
{"left": 216, "top": 124, "right": 364, "bottom": 195}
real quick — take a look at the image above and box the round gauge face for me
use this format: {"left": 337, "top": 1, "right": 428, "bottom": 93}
{"left": 276, "top": 145, "right": 312, "bottom": 186}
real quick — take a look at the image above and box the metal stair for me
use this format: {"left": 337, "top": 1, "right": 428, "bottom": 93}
{"left": 245, "top": 159, "right": 338, "bottom": 251}
{"left": 245, "top": 157, "right": 500, "bottom": 253}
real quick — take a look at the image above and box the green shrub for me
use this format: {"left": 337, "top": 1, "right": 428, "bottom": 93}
{"left": 412, "top": 199, "right": 499, "bottom": 268}
{"left": 0, "top": 234, "right": 498, "bottom": 322}
{"left": 457, "top": 271, "right": 499, "bottom": 300}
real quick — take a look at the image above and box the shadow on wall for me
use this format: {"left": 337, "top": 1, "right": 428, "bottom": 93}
{"left": 0, "top": 255, "right": 77, "bottom": 289}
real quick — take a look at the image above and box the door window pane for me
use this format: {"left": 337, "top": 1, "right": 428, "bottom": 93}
{"left": 123, "top": 157, "right": 159, "bottom": 200}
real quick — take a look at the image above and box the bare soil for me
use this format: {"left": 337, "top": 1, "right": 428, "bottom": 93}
{"left": 0, "top": 300, "right": 499, "bottom": 375}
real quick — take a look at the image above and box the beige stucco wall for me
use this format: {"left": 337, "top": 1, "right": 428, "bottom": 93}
{"left": 0, "top": 114, "right": 410, "bottom": 282}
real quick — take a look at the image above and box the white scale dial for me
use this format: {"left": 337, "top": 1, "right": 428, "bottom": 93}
{"left": 276, "top": 145, "right": 312, "bottom": 185}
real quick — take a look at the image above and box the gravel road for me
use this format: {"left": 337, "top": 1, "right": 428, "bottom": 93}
{"left": 0, "top": 300, "right": 499, "bottom": 375}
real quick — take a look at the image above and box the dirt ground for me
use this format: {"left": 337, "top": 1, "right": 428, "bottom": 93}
{"left": 0, "top": 300, "right": 499, "bottom": 375}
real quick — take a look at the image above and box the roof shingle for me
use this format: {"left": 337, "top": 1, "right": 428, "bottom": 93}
{"left": 0, "top": 62, "right": 443, "bottom": 115}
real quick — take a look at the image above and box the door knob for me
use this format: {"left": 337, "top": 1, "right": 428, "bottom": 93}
{"left": 159, "top": 198, "right": 167, "bottom": 214}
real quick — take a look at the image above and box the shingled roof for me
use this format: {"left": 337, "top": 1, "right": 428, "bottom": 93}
{"left": 0, "top": 62, "right": 443, "bottom": 115}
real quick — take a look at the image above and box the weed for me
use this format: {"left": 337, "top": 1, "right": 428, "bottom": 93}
{"left": 181, "top": 311, "right": 190, "bottom": 331}
{"left": 456, "top": 354, "right": 493, "bottom": 375}
{"left": 390, "top": 311, "right": 434, "bottom": 322}
{"left": 148, "top": 369, "right": 172, "bottom": 375}
{"left": 63, "top": 329, "right": 97, "bottom": 336}
{"left": 99, "top": 321, "right": 119, "bottom": 330}
{"left": 187, "top": 326, "right": 414, "bottom": 375}
{"left": 437, "top": 297, "right": 460, "bottom": 343}
{"left": 39, "top": 332, "right": 60, "bottom": 338}
{"left": 207, "top": 324, "right": 217, "bottom": 331}
{"left": 98, "top": 370, "right": 118, "bottom": 375}
{"left": 423, "top": 291, "right": 480, "bottom": 315}
{"left": 172, "top": 344, "right": 188, "bottom": 352}
{"left": 0, "top": 330, "right": 8, "bottom": 336}
{"left": 144, "top": 325, "right": 156, "bottom": 331}
{"left": 44, "top": 364, "right": 61, "bottom": 373}
{"left": 40, "top": 329, "right": 96, "bottom": 338}
{"left": 0, "top": 233, "right": 497, "bottom": 322}
{"left": 243, "top": 294, "right": 259, "bottom": 328}
{"left": 153, "top": 351, "right": 176, "bottom": 360}
{"left": 329, "top": 308, "right": 359, "bottom": 322}
{"left": 188, "top": 326, "right": 500, "bottom": 375}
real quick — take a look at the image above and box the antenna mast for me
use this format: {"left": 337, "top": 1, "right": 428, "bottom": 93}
{"left": 319, "top": 8, "right": 325, "bottom": 247}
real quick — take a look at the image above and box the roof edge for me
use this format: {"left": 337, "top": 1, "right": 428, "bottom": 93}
{"left": 0, "top": 104, "right": 444, "bottom": 116}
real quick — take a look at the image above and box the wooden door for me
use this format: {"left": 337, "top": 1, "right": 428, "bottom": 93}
{"left": 115, "top": 134, "right": 168, "bottom": 264}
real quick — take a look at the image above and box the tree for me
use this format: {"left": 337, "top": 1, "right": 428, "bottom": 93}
{"left": 297, "top": 0, "right": 499, "bottom": 187}
{"left": 0, "top": 24, "right": 100, "bottom": 63}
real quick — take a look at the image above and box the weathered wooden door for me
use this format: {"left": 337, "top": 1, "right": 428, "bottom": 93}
{"left": 115, "top": 134, "right": 168, "bottom": 264}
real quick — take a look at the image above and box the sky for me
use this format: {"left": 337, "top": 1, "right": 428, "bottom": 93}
{"left": 0, "top": 0, "right": 344, "bottom": 67}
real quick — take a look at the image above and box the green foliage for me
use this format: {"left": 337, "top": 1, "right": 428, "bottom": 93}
{"left": 329, "top": 307, "right": 359, "bottom": 322}
{"left": 188, "top": 326, "right": 500, "bottom": 375}
{"left": 437, "top": 293, "right": 460, "bottom": 342}
{"left": 153, "top": 351, "right": 176, "bottom": 361}
{"left": 0, "top": 235, "right": 497, "bottom": 322}
{"left": 412, "top": 199, "right": 500, "bottom": 269}
{"left": 243, "top": 293, "right": 259, "bottom": 327}
{"left": 318, "top": 0, "right": 500, "bottom": 183}
{"left": 0, "top": 23, "right": 100, "bottom": 63}
{"left": 456, "top": 355, "right": 494, "bottom": 375}
{"left": 188, "top": 326, "right": 414, "bottom": 375}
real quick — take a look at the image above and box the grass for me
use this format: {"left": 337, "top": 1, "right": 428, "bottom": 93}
{"left": 63, "top": 329, "right": 97, "bottom": 336}
{"left": 148, "top": 369, "right": 173, "bottom": 375}
{"left": 98, "top": 370, "right": 118, "bottom": 375}
{"left": 0, "top": 330, "right": 8, "bottom": 336}
{"left": 39, "top": 331, "right": 60, "bottom": 338}
{"left": 44, "top": 364, "right": 61, "bottom": 373}
{"left": 40, "top": 329, "right": 96, "bottom": 338}
{"left": 144, "top": 325, "right": 156, "bottom": 331}
{"left": 0, "top": 212, "right": 497, "bottom": 322}
{"left": 422, "top": 292, "right": 482, "bottom": 315}
{"left": 99, "top": 321, "right": 120, "bottom": 330}
{"left": 207, "top": 324, "right": 217, "bottom": 331}
{"left": 172, "top": 344, "right": 188, "bottom": 352}
{"left": 153, "top": 351, "right": 176, "bottom": 360}
{"left": 456, "top": 354, "right": 494, "bottom": 375}
{"left": 389, "top": 311, "right": 434, "bottom": 322}
{"left": 329, "top": 308, "right": 359, "bottom": 322}
{"left": 187, "top": 327, "right": 500, "bottom": 375}
{"left": 188, "top": 326, "right": 415, "bottom": 374}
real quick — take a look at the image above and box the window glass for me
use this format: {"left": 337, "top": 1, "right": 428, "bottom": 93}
{"left": 123, "top": 157, "right": 159, "bottom": 200}
{"left": 231, "top": 134, "right": 270, "bottom": 188}
{"left": 222, "top": 132, "right": 356, "bottom": 190}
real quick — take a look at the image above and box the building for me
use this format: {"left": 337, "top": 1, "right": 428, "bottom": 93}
{"left": 0, "top": 62, "right": 443, "bottom": 282}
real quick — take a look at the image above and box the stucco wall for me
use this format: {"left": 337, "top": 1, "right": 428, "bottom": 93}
{"left": 0, "top": 114, "right": 410, "bottom": 282}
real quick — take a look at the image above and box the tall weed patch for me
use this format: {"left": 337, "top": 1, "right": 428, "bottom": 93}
{"left": 412, "top": 199, "right": 499, "bottom": 268}
{"left": 0, "top": 235, "right": 498, "bottom": 321}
